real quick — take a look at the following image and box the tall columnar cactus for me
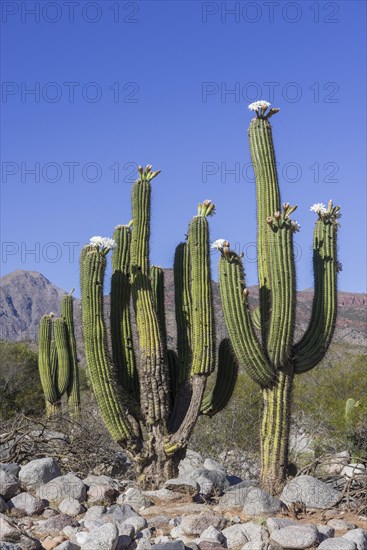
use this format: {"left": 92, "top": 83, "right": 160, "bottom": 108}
{"left": 214, "top": 101, "right": 340, "bottom": 494}
{"left": 38, "top": 291, "right": 80, "bottom": 416}
{"left": 80, "top": 166, "right": 238, "bottom": 486}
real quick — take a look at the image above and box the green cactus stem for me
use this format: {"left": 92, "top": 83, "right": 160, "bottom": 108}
{"left": 216, "top": 102, "right": 340, "bottom": 494}
{"left": 38, "top": 314, "right": 61, "bottom": 415}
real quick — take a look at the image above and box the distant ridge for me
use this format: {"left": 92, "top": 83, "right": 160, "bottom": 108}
{"left": 0, "top": 271, "right": 366, "bottom": 350}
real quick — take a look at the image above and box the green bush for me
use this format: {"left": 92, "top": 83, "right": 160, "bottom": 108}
{"left": 0, "top": 341, "right": 44, "bottom": 419}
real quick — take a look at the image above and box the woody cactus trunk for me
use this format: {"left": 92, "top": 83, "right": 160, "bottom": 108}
{"left": 216, "top": 101, "right": 340, "bottom": 494}
{"left": 80, "top": 166, "right": 238, "bottom": 487}
{"left": 38, "top": 290, "right": 80, "bottom": 416}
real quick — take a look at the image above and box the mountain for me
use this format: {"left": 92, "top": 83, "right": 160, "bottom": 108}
{"left": 0, "top": 271, "right": 366, "bottom": 353}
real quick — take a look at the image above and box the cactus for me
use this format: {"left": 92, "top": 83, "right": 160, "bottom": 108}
{"left": 38, "top": 292, "right": 80, "bottom": 416}
{"left": 214, "top": 101, "right": 340, "bottom": 494}
{"left": 80, "top": 167, "right": 238, "bottom": 486}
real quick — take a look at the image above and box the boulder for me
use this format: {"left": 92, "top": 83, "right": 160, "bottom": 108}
{"left": 118, "top": 488, "right": 153, "bottom": 510}
{"left": 0, "top": 470, "right": 20, "bottom": 500}
{"left": 185, "top": 468, "right": 230, "bottom": 497}
{"left": 8, "top": 492, "right": 45, "bottom": 515}
{"left": 242, "top": 488, "right": 283, "bottom": 516}
{"left": 266, "top": 518, "right": 297, "bottom": 533}
{"left": 270, "top": 524, "right": 319, "bottom": 549}
{"left": 218, "top": 483, "right": 257, "bottom": 509}
{"left": 32, "top": 514, "right": 79, "bottom": 536}
{"left": 102, "top": 504, "right": 147, "bottom": 536}
{"left": 199, "top": 526, "right": 226, "bottom": 544}
{"left": 178, "top": 450, "right": 204, "bottom": 476}
{"left": 221, "top": 524, "right": 248, "bottom": 548}
{"left": 341, "top": 464, "right": 366, "bottom": 478}
{"left": 37, "top": 474, "right": 87, "bottom": 504}
{"left": 53, "top": 543, "right": 81, "bottom": 550}
{"left": 0, "top": 463, "right": 21, "bottom": 477}
{"left": 179, "top": 513, "right": 227, "bottom": 536}
{"left": 59, "top": 498, "right": 85, "bottom": 517}
{"left": 317, "top": 525, "right": 335, "bottom": 541}
{"left": 281, "top": 475, "right": 340, "bottom": 509}
{"left": 151, "top": 542, "right": 185, "bottom": 550}
{"left": 241, "top": 522, "right": 268, "bottom": 543}
{"left": 19, "top": 458, "right": 61, "bottom": 492}
{"left": 164, "top": 478, "right": 199, "bottom": 495}
{"left": 342, "top": 529, "right": 367, "bottom": 550}
{"left": 318, "top": 539, "right": 357, "bottom": 549}
{"left": 203, "top": 459, "right": 227, "bottom": 474}
{"left": 81, "top": 523, "right": 119, "bottom": 550}
{"left": 328, "top": 519, "right": 356, "bottom": 530}
{"left": 83, "top": 475, "right": 117, "bottom": 503}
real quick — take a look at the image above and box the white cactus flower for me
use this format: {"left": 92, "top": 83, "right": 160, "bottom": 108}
{"left": 310, "top": 203, "right": 327, "bottom": 214}
{"left": 248, "top": 100, "right": 271, "bottom": 112}
{"left": 211, "top": 239, "right": 227, "bottom": 250}
{"left": 291, "top": 220, "right": 301, "bottom": 232}
{"left": 89, "top": 236, "right": 116, "bottom": 250}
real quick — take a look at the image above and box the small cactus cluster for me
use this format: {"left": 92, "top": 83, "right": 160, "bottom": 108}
{"left": 212, "top": 101, "right": 340, "bottom": 493}
{"left": 38, "top": 290, "right": 80, "bottom": 416}
{"left": 79, "top": 166, "right": 238, "bottom": 484}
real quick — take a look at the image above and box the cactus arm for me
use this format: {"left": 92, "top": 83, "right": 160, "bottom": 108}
{"left": 38, "top": 315, "right": 60, "bottom": 407}
{"left": 53, "top": 318, "right": 70, "bottom": 396}
{"left": 111, "top": 225, "right": 139, "bottom": 399}
{"left": 188, "top": 213, "right": 215, "bottom": 376}
{"left": 62, "top": 292, "right": 80, "bottom": 413}
{"left": 174, "top": 242, "right": 193, "bottom": 383}
{"left": 219, "top": 252, "right": 275, "bottom": 387}
{"left": 81, "top": 247, "right": 141, "bottom": 445}
{"left": 248, "top": 116, "right": 281, "bottom": 345}
{"left": 150, "top": 265, "right": 168, "bottom": 347}
{"left": 293, "top": 213, "right": 339, "bottom": 373}
{"left": 201, "top": 338, "right": 238, "bottom": 417}
{"left": 266, "top": 214, "right": 297, "bottom": 368}
{"left": 130, "top": 169, "right": 170, "bottom": 426}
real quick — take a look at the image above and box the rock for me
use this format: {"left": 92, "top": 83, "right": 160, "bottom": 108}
{"left": 0, "top": 470, "right": 20, "bottom": 500}
{"left": 8, "top": 493, "right": 45, "bottom": 515}
{"left": 241, "top": 543, "right": 267, "bottom": 550}
{"left": 243, "top": 488, "right": 283, "bottom": 516}
{"left": 32, "top": 514, "right": 79, "bottom": 536}
{"left": 103, "top": 504, "right": 147, "bottom": 536}
{"left": 53, "top": 543, "right": 81, "bottom": 550}
{"left": 81, "top": 523, "right": 119, "bottom": 550}
{"left": 221, "top": 525, "right": 248, "bottom": 548}
{"left": 178, "top": 450, "right": 204, "bottom": 476}
{"left": 218, "top": 481, "right": 259, "bottom": 510}
{"left": 164, "top": 478, "right": 199, "bottom": 495}
{"left": 241, "top": 522, "right": 268, "bottom": 543}
{"left": 0, "top": 463, "right": 21, "bottom": 477}
{"left": 281, "top": 475, "right": 340, "bottom": 509}
{"left": 180, "top": 513, "right": 227, "bottom": 536}
{"left": 74, "top": 532, "right": 89, "bottom": 546}
{"left": 0, "top": 544, "right": 22, "bottom": 550}
{"left": 0, "top": 495, "right": 9, "bottom": 512}
{"left": 185, "top": 468, "right": 229, "bottom": 497}
{"left": 147, "top": 516, "right": 171, "bottom": 530}
{"left": 151, "top": 542, "right": 185, "bottom": 550}
{"left": 19, "top": 459, "right": 61, "bottom": 492}
{"left": 37, "top": 474, "right": 87, "bottom": 504}
{"left": 83, "top": 475, "right": 117, "bottom": 503}
{"left": 199, "top": 526, "right": 226, "bottom": 543}
{"left": 341, "top": 464, "right": 366, "bottom": 478}
{"left": 266, "top": 518, "right": 298, "bottom": 533}
{"left": 317, "top": 525, "right": 335, "bottom": 541}
{"left": 270, "top": 524, "right": 319, "bottom": 549}
{"left": 318, "top": 538, "right": 357, "bottom": 549}
{"left": 118, "top": 488, "right": 153, "bottom": 510}
{"left": 42, "top": 536, "right": 65, "bottom": 550}
{"left": 203, "top": 459, "right": 227, "bottom": 474}
{"left": 343, "top": 529, "right": 367, "bottom": 550}
{"left": 0, "top": 513, "right": 22, "bottom": 542}
{"left": 59, "top": 498, "right": 84, "bottom": 517}
{"left": 197, "top": 542, "right": 223, "bottom": 549}
{"left": 328, "top": 519, "right": 356, "bottom": 530}
{"left": 84, "top": 505, "right": 106, "bottom": 521}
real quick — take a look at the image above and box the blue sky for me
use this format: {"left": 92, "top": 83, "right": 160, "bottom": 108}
{"left": 1, "top": 0, "right": 366, "bottom": 294}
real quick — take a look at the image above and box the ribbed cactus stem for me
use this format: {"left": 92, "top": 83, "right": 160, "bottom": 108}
{"left": 38, "top": 315, "right": 60, "bottom": 413}
{"left": 111, "top": 225, "right": 139, "bottom": 398}
{"left": 150, "top": 266, "right": 168, "bottom": 347}
{"left": 62, "top": 292, "right": 80, "bottom": 414}
{"left": 188, "top": 215, "right": 215, "bottom": 375}
{"left": 131, "top": 176, "right": 170, "bottom": 425}
{"left": 201, "top": 338, "right": 238, "bottom": 417}
{"left": 249, "top": 116, "right": 281, "bottom": 345}
{"left": 81, "top": 247, "right": 136, "bottom": 444}
{"left": 53, "top": 318, "right": 70, "bottom": 396}
{"left": 219, "top": 252, "right": 274, "bottom": 386}
{"left": 174, "top": 242, "right": 192, "bottom": 383}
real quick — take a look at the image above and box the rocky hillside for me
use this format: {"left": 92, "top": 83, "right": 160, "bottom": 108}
{"left": 0, "top": 270, "right": 366, "bottom": 352}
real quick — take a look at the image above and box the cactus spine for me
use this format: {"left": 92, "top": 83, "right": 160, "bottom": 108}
{"left": 80, "top": 168, "right": 238, "bottom": 486}
{"left": 217, "top": 103, "right": 340, "bottom": 494}
{"left": 38, "top": 292, "right": 80, "bottom": 416}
